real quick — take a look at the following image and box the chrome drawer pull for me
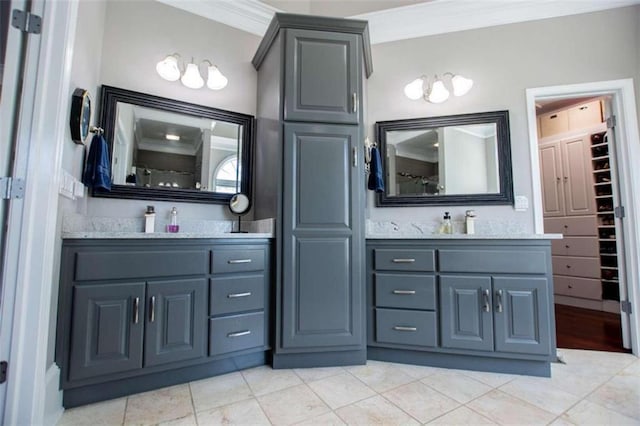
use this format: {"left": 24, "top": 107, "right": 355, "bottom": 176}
{"left": 227, "top": 330, "right": 251, "bottom": 338}
{"left": 393, "top": 326, "right": 417, "bottom": 332}
{"left": 393, "top": 290, "right": 416, "bottom": 295}
{"left": 228, "top": 292, "right": 252, "bottom": 298}
{"left": 228, "top": 259, "right": 252, "bottom": 264}
{"left": 392, "top": 258, "right": 415, "bottom": 263}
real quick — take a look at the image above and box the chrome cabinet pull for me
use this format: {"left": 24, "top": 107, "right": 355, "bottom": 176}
{"left": 393, "top": 326, "right": 417, "bottom": 332}
{"left": 393, "top": 290, "right": 416, "bottom": 295}
{"left": 133, "top": 297, "right": 140, "bottom": 324}
{"left": 228, "top": 292, "right": 252, "bottom": 298}
{"left": 228, "top": 259, "right": 251, "bottom": 264}
{"left": 496, "top": 289, "right": 503, "bottom": 313}
{"left": 482, "top": 289, "right": 490, "bottom": 312}
{"left": 228, "top": 330, "right": 251, "bottom": 338}
{"left": 392, "top": 258, "right": 415, "bottom": 263}
{"left": 352, "top": 92, "right": 358, "bottom": 113}
{"left": 352, "top": 147, "right": 358, "bottom": 167}
{"left": 150, "top": 296, "right": 156, "bottom": 322}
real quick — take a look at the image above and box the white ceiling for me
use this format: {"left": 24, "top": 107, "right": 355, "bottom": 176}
{"left": 155, "top": 0, "right": 640, "bottom": 44}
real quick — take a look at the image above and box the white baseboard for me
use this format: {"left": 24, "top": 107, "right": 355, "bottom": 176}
{"left": 555, "top": 295, "right": 604, "bottom": 311}
{"left": 44, "top": 364, "right": 63, "bottom": 426}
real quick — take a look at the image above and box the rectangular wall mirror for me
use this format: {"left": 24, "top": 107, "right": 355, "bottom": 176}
{"left": 96, "top": 85, "right": 254, "bottom": 203}
{"left": 375, "top": 110, "right": 513, "bottom": 206}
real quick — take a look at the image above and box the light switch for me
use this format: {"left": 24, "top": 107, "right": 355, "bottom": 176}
{"left": 514, "top": 195, "right": 529, "bottom": 211}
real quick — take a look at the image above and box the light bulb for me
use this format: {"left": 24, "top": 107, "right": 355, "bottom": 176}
{"left": 207, "top": 65, "right": 228, "bottom": 90}
{"left": 452, "top": 74, "right": 473, "bottom": 96}
{"left": 181, "top": 63, "right": 204, "bottom": 89}
{"left": 427, "top": 79, "right": 449, "bottom": 103}
{"left": 156, "top": 55, "right": 180, "bottom": 81}
{"left": 403, "top": 78, "right": 424, "bottom": 100}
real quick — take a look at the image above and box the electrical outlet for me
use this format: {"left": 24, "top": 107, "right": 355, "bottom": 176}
{"left": 514, "top": 195, "right": 529, "bottom": 211}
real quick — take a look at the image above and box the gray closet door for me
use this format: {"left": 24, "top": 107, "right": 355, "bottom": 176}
{"left": 284, "top": 29, "right": 360, "bottom": 124}
{"left": 144, "top": 278, "right": 207, "bottom": 367}
{"left": 281, "top": 123, "right": 363, "bottom": 349}
{"left": 493, "top": 276, "right": 551, "bottom": 355}
{"left": 440, "top": 275, "right": 493, "bottom": 352}
{"left": 69, "top": 282, "right": 145, "bottom": 381}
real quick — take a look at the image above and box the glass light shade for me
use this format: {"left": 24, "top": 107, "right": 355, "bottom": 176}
{"left": 451, "top": 74, "right": 473, "bottom": 96}
{"left": 181, "top": 63, "right": 204, "bottom": 89}
{"left": 427, "top": 80, "right": 450, "bottom": 103}
{"left": 156, "top": 55, "right": 180, "bottom": 81}
{"left": 403, "top": 78, "right": 424, "bottom": 100}
{"left": 207, "top": 65, "right": 228, "bottom": 90}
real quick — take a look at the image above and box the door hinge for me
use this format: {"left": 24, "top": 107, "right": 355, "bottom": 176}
{"left": 621, "top": 300, "right": 632, "bottom": 314}
{"left": 0, "top": 361, "right": 7, "bottom": 384}
{"left": 0, "top": 177, "right": 26, "bottom": 200}
{"left": 606, "top": 115, "right": 617, "bottom": 129}
{"left": 11, "top": 9, "right": 42, "bottom": 34}
{"left": 614, "top": 206, "right": 625, "bottom": 219}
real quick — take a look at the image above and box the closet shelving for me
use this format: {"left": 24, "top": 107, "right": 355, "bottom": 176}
{"left": 591, "top": 131, "right": 620, "bottom": 302}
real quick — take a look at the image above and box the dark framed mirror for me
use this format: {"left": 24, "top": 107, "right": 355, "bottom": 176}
{"left": 95, "top": 85, "right": 254, "bottom": 204}
{"left": 376, "top": 110, "right": 513, "bottom": 206}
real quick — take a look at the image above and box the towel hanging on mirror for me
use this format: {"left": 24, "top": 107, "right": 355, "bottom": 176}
{"left": 82, "top": 133, "right": 112, "bottom": 191}
{"left": 368, "top": 146, "right": 385, "bottom": 193}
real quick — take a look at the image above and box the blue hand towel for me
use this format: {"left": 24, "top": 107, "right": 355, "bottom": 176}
{"left": 368, "top": 146, "right": 385, "bottom": 193}
{"left": 82, "top": 134, "right": 112, "bottom": 191}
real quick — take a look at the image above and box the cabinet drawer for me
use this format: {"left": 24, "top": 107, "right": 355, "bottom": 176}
{"left": 209, "top": 312, "right": 264, "bottom": 356}
{"left": 568, "top": 100, "right": 602, "bottom": 129}
{"left": 439, "top": 249, "right": 547, "bottom": 274}
{"left": 75, "top": 250, "right": 208, "bottom": 281}
{"left": 210, "top": 275, "right": 265, "bottom": 316}
{"left": 552, "top": 256, "right": 600, "bottom": 279}
{"left": 212, "top": 249, "right": 265, "bottom": 274}
{"left": 375, "top": 308, "right": 437, "bottom": 347}
{"left": 375, "top": 273, "right": 436, "bottom": 310}
{"left": 539, "top": 109, "right": 569, "bottom": 138}
{"left": 374, "top": 249, "right": 435, "bottom": 271}
{"left": 554, "top": 275, "right": 602, "bottom": 300}
{"left": 544, "top": 216, "right": 597, "bottom": 236}
{"left": 551, "top": 237, "right": 599, "bottom": 257}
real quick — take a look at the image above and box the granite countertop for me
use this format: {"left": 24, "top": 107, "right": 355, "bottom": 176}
{"left": 62, "top": 231, "right": 273, "bottom": 239}
{"left": 366, "top": 233, "right": 563, "bottom": 240}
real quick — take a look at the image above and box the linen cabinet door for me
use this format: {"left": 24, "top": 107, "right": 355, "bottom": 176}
{"left": 144, "top": 278, "right": 207, "bottom": 367}
{"left": 69, "top": 282, "right": 145, "bottom": 381}
{"left": 284, "top": 29, "right": 360, "bottom": 124}
{"left": 493, "top": 276, "right": 551, "bottom": 356}
{"left": 539, "top": 142, "right": 565, "bottom": 217}
{"left": 561, "top": 135, "right": 596, "bottom": 216}
{"left": 281, "top": 123, "right": 363, "bottom": 350}
{"left": 440, "top": 275, "right": 493, "bottom": 352}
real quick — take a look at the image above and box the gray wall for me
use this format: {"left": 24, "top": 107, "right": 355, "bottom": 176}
{"left": 366, "top": 6, "right": 640, "bottom": 231}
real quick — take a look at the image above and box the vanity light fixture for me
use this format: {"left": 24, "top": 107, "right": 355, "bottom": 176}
{"left": 165, "top": 134, "right": 180, "bottom": 141}
{"left": 404, "top": 73, "right": 473, "bottom": 104}
{"left": 156, "top": 54, "right": 228, "bottom": 90}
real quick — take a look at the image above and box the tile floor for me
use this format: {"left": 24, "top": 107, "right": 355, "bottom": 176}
{"left": 57, "top": 349, "right": 640, "bottom": 425}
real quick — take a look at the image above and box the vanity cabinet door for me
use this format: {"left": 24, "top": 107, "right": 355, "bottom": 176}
{"left": 284, "top": 29, "right": 360, "bottom": 124}
{"left": 144, "top": 278, "right": 207, "bottom": 367}
{"left": 69, "top": 282, "right": 145, "bottom": 381}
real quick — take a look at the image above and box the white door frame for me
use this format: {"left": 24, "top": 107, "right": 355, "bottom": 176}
{"left": 526, "top": 79, "right": 640, "bottom": 356}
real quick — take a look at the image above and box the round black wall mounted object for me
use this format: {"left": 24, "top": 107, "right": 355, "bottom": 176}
{"left": 70, "top": 88, "right": 91, "bottom": 144}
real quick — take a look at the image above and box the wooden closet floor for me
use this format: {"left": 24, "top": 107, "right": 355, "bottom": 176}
{"left": 555, "top": 304, "right": 630, "bottom": 353}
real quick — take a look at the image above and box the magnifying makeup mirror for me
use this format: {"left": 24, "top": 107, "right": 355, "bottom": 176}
{"left": 229, "top": 193, "right": 250, "bottom": 233}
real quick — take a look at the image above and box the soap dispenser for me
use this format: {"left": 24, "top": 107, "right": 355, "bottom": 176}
{"left": 465, "top": 210, "right": 476, "bottom": 235}
{"left": 440, "top": 212, "right": 453, "bottom": 234}
{"left": 167, "top": 207, "right": 179, "bottom": 233}
{"left": 144, "top": 205, "right": 155, "bottom": 233}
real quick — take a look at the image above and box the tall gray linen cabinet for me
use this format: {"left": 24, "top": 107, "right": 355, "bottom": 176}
{"left": 252, "top": 13, "right": 373, "bottom": 368}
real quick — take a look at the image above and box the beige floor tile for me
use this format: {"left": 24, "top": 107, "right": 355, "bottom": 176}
{"left": 460, "top": 369, "right": 518, "bottom": 388}
{"left": 294, "top": 411, "right": 346, "bottom": 425}
{"left": 383, "top": 381, "right": 460, "bottom": 423}
{"left": 619, "top": 359, "right": 640, "bottom": 377}
{"left": 293, "top": 366, "right": 346, "bottom": 382}
{"left": 335, "top": 395, "right": 420, "bottom": 425}
{"left": 587, "top": 375, "right": 640, "bottom": 420}
{"left": 467, "top": 389, "right": 556, "bottom": 425}
{"left": 427, "top": 406, "right": 496, "bottom": 425}
{"left": 57, "top": 397, "right": 126, "bottom": 426}
{"left": 124, "top": 384, "right": 193, "bottom": 425}
{"left": 558, "top": 349, "right": 637, "bottom": 376}
{"left": 345, "top": 360, "right": 415, "bottom": 392}
{"left": 257, "top": 384, "right": 330, "bottom": 425}
{"left": 196, "top": 398, "right": 270, "bottom": 425}
{"left": 420, "top": 371, "right": 492, "bottom": 404}
{"left": 157, "top": 414, "right": 197, "bottom": 426}
{"left": 190, "top": 371, "right": 252, "bottom": 412}
{"left": 548, "top": 364, "right": 611, "bottom": 398}
{"left": 558, "top": 399, "right": 639, "bottom": 425}
{"left": 388, "top": 361, "right": 438, "bottom": 379}
{"left": 242, "top": 365, "right": 303, "bottom": 396}
{"left": 499, "top": 377, "right": 581, "bottom": 415}
{"left": 307, "top": 372, "right": 376, "bottom": 409}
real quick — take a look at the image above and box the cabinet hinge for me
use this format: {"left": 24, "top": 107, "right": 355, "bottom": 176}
{"left": 11, "top": 9, "right": 42, "bottom": 34}
{"left": 0, "top": 177, "right": 26, "bottom": 200}
{"left": 606, "top": 115, "right": 617, "bottom": 129}
{"left": 621, "top": 300, "right": 632, "bottom": 314}
{"left": 614, "top": 206, "right": 625, "bottom": 219}
{"left": 0, "top": 361, "right": 7, "bottom": 384}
